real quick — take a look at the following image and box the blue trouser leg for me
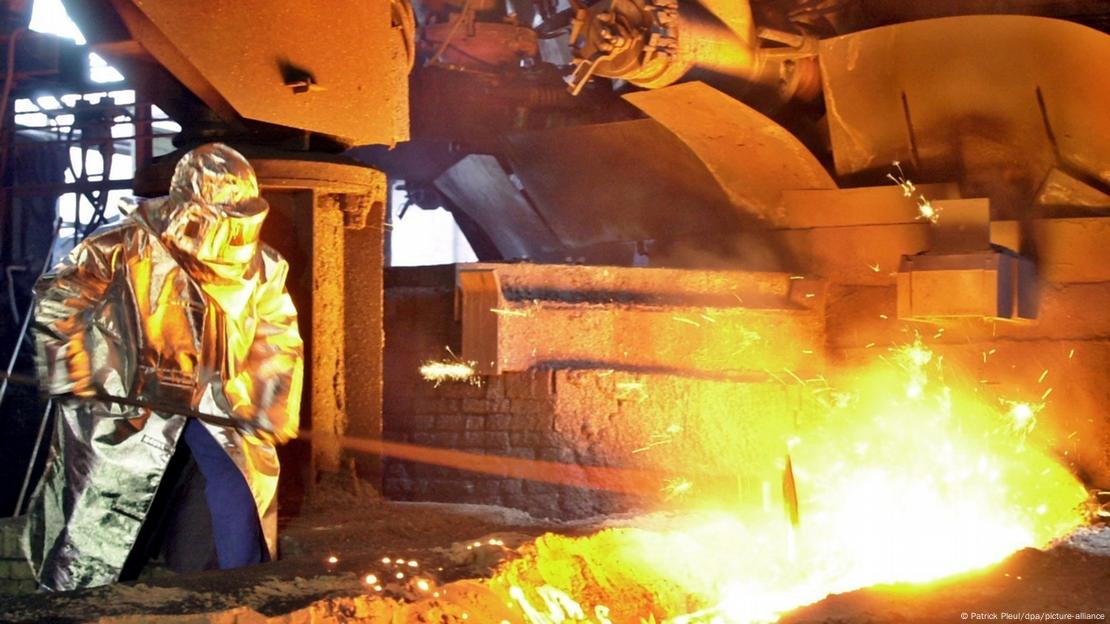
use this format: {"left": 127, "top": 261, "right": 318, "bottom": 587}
{"left": 181, "top": 419, "right": 263, "bottom": 569}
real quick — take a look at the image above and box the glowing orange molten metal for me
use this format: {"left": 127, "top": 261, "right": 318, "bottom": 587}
{"left": 488, "top": 339, "right": 1090, "bottom": 623}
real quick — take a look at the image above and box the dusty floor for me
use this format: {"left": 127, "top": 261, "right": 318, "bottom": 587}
{"left": 1, "top": 500, "right": 1107, "bottom": 624}
{"left": 0, "top": 497, "right": 560, "bottom": 623}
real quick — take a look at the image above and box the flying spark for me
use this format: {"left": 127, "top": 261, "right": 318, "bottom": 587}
{"left": 633, "top": 423, "right": 683, "bottom": 454}
{"left": 491, "top": 307, "right": 533, "bottom": 318}
{"left": 662, "top": 478, "right": 694, "bottom": 500}
{"left": 917, "top": 197, "right": 941, "bottom": 223}
{"left": 888, "top": 161, "right": 940, "bottom": 223}
{"left": 887, "top": 161, "right": 917, "bottom": 197}
{"left": 1002, "top": 400, "right": 1041, "bottom": 435}
{"left": 420, "top": 359, "right": 479, "bottom": 386}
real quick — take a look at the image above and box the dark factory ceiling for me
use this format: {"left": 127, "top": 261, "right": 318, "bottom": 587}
{"left": 47, "top": 0, "right": 1110, "bottom": 268}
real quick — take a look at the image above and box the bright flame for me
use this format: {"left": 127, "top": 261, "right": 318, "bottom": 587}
{"left": 488, "top": 339, "right": 1090, "bottom": 623}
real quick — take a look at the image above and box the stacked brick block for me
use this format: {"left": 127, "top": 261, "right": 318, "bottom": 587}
{"left": 0, "top": 516, "right": 32, "bottom": 595}
{"left": 383, "top": 266, "right": 640, "bottom": 518}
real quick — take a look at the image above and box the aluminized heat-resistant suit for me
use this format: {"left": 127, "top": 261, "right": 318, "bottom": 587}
{"left": 20, "top": 144, "right": 304, "bottom": 591}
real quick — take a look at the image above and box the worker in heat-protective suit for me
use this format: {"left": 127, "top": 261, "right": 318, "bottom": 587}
{"left": 20, "top": 143, "right": 304, "bottom": 591}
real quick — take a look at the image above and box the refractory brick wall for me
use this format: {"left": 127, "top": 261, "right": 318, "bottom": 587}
{"left": 382, "top": 266, "right": 811, "bottom": 519}
{"left": 383, "top": 266, "right": 598, "bottom": 518}
{"left": 383, "top": 367, "right": 593, "bottom": 519}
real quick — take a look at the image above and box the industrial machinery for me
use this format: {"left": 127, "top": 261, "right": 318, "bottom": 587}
{"left": 0, "top": 0, "right": 1107, "bottom": 531}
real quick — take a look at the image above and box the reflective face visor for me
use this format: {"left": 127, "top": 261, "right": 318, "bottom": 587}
{"left": 165, "top": 197, "right": 269, "bottom": 268}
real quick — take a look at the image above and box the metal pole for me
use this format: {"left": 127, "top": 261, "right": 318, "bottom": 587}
{"left": 13, "top": 396, "right": 51, "bottom": 516}
{"left": 0, "top": 217, "right": 60, "bottom": 408}
{"left": 0, "top": 371, "right": 247, "bottom": 431}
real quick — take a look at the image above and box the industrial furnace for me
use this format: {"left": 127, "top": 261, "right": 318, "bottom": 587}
{"left": 0, "top": 0, "right": 1107, "bottom": 621}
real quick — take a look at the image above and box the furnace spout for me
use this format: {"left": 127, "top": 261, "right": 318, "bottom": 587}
{"left": 567, "top": 0, "right": 820, "bottom": 105}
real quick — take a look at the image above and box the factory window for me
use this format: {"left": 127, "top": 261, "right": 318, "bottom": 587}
{"left": 19, "top": 0, "right": 179, "bottom": 258}
{"left": 388, "top": 182, "right": 477, "bottom": 266}
{"left": 28, "top": 0, "right": 84, "bottom": 44}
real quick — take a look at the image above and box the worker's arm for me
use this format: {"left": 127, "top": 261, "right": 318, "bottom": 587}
{"left": 31, "top": 237, "right": 124, "bottom": 400}
{"left": 220, "top": 252, "right": 304, "bottom": 444}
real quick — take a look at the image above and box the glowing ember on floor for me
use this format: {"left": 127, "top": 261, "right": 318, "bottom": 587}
{"left": 464, "top": 338, "right": 1091, "bottom": 623}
